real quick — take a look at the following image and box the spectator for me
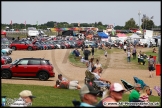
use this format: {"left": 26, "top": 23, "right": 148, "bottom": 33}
{"left": 104, "top": 50, "right": 108, "bottom": 60}
{"left": 92, "top": 66, "right": 111, "bottom": 88}
{"left": 123, "top": 44, "right": 127, "bottom": 53}
{"left": 55, "top": 74, "right": 81, "bottom": 89}
{"left": 153, "top": 48, "right": 156, "bottom": 53}
{"left": 148, "top": 55, "right": 155, "bottom": 78}
{"left": 79, "top": 84, "right": 100, "bottom": 107}
{"left": 127, "top": 50, "right": 131, "bottom": 62}
{"left": 86, "top": 58, "right": 94, "bottom": 72}
{"left": 129, "top": 83, "right": 142, "bottom": 102}
{"left": 84, "top": 48, "right": 91, "bottom": 61}
{"left": 139, "top": 86, "right": 152, "bottom": 102}
{"left": 94, "top": 59, "right": 102, "bottom": 70}
{"left": 132, "top": 46, "right": 137, "bottom": 59}
{"left": 10, "top": 90, "right": 36, "bottom": 107}
{"left": 73, "top": 48, "right": 81, "bottom": 57}
{"left": 91, "top": 46, "right": 95, "bottom": 57}
{"left": 96, "top": 83, "right": 125, "bottom": 107}
{"left": 137, "top": 52, "right": 141, "bottom": 64}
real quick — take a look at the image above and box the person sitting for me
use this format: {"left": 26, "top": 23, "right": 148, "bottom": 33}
{"left": 91, "top": 66, "right": 111, "bottom": 88}
{"left": 55, "top": 74, "right": 81, "bottom": 90}
{"left": 73, "top": 48, "right": 81, "bottom": 57}
{"left": 153, "top": 48, "right": 156, "bottom": 53}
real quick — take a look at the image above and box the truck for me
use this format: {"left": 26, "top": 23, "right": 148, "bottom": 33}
{"left": 27, "top": 30, "right": 39, "bottom": 38}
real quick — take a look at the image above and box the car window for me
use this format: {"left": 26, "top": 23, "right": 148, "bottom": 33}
{"left": 17, "top": 60, "right": 29, "bottom": 65}
{"left": 20, "top": 41, "right": 25, "bottom": 44}
{"left": 28, "top": 60, "right": 40, "bottom": 65}
{"left": 41, "top": 60, "right": 48, "bottom": 65}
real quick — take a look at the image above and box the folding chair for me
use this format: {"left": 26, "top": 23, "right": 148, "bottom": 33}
{"left": 121, "top": 79, "right": 134, "bottom": 93}
{"left": 133, "top": 76, "right": 147, "bottom": 89}
{"left": 154, "top": 86, "right": 161, "bottom": 96}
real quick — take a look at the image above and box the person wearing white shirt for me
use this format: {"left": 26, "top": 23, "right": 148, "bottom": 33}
{"left": 94, "top": 59, "right": 102, "bottom": 69}
{"left": 123, "top": 45, "right": 127, "bottom": 53}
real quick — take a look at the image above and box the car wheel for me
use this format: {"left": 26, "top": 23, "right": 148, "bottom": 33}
{"left": 2, "top": 70, "right": 12, "bottom": 79}
{"left": 11, "top": 46, "right": 16, "bottom": 50}
{"left": 28, "top": 46, "right": 32, "bottom": 51}
{"left": 38, "top": 71, "right": 49, "bottom": 81}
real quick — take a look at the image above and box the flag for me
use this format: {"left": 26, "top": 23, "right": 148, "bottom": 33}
{"left": 150, "top": 16, "right": 154, "bottom": 19}
{"left": 24, "top": 21, "right": 26, "bottom": 26}
{"left": 10, "top": 20, "right": 12, "bottom": 25}
{"left": 36, "top": 21, "right": 38, "bottom": 26}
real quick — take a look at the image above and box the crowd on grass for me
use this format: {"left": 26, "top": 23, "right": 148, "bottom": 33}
{"left": 5, "top": 39, "right": 161, "bottom": 107}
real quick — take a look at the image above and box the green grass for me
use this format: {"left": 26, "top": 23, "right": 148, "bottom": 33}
{"left": 2, "top": 83, "right": 161, "bottom": 107}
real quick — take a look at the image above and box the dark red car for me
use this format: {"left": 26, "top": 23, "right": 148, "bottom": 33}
{"left": 1, "top": 58, "right": 55, "bottom": 81}
{"left": 10, "top": 40, "right": 37, "bottom": 51}
{"left": 1, "top": 57, "right": 6, "bottom": 65}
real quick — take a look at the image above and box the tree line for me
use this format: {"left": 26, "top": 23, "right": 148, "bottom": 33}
{"left": 1, "top": 18, "right": 160, "bottom": 30}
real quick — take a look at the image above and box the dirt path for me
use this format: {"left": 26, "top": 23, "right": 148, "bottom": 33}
{"left": 2, "top": 47, "right": 161, "bottom": 96}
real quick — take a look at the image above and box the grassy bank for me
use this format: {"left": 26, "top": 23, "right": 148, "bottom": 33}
{"left": 2, "top": 83, "right": 161, "bottom": 107}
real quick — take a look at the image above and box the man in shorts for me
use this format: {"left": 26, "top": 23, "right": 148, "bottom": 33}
{"left": 148, "top": 55, "right": 155, "bottom": 78}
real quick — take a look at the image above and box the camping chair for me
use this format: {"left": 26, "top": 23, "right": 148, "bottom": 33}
{"left": 84, "top": 70, "right": 109, "bottom": 97}
{"left": 154, "top": 86, "right": 161, "bottom": 96}
{"left": 133, "top": 77, "right": 147, "bottom": 89}
{"left": 121, "top": 79, "right": 134, "bottom": 93}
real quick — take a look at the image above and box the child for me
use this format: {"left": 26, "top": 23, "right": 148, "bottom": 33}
{"left": 104, "top": 50, "right": 108, "bottom": 60}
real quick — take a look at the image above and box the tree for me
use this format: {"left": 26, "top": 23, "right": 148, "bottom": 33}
{"left": 124, "top": 18, "right": 138, "bottom": 29}
{"left": 97, "top": 21, "right": 103, "bottom": 26}
{"left": 141, "top": 19, "right": 155, "bottom": 30}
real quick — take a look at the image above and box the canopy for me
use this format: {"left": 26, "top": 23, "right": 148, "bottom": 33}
{"left": 97, "top": 32, "right": 108, "bottom": 38}
{"left": 117, "top": 33, "right": 127, "bottom": 37}
{"left": 129, "top": 33, "right": 141, "bottom": 39}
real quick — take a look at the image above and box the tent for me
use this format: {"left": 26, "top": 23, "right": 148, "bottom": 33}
{"left": 129, "top": 34, "right": 141, "bottom": 39}
{"left": 97, "top": 32, "right": 108, "bottom": 38}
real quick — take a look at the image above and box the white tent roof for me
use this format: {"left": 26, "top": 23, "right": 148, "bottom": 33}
{"left": 129, "top": 34, "right": 141, "bottom": 39}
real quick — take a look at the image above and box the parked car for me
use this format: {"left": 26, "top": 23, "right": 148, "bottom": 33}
{"left": 1, "top": 45, "right": 13, "bottom": 55}
{"left": 1, "top": 57, "right": 7, "bottom": 65}
{"left": 84, "top": 41, "right": 98, "bottom": 48}
{"left": 33, "top": 41, "right": 44, "bottom": 50}
{"left": 1, "top": 53, "right": 12, "bottom": 64}
{"left": 10, "top": 40, "right": 37, "bottom": 51}
{"left": 1, "top": 58, "right": 55, "bottom": 81}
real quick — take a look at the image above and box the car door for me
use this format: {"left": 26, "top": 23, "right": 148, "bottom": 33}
{"left": 11, "top": 59, "right": 29, "bottom": 76}
{"left": 27, "top": 60, "right": 41, "bottom": 76}
{"left": 20, "top": 41, "right": 27, "bottom": 50}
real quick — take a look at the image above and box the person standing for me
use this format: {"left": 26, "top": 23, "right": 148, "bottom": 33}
{"left": 132, "top": 46, "right": 137, "bottom": 59}
{"left": 91, "top": 46, "right": 94, "bottom": 57}
{"left": 123, "top": 44, "right": 127, "bottom": 53}
{"left": 104, "top": 50, "right": 108, "bottom": 60}
{"left": 127, "top": 50, "right": 131, "bottom": 62}
{"left": 148, "top": 55, "right": 155, "bottom": 78}
{"left": 84, "top": 48, "right": 91, "bottom": 62}
{"left": 10, "top": 90, "right": 36, "bottom": 107}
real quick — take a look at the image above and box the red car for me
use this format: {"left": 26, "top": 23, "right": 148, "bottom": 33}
{"left": 1, "top": 58, "right": 55, "bottom": 81}
{"left": 10, "top": 40, "right": 37, "bottom": 51}
{"left": 1, "top": 58, "right": 6, "bottom": 65}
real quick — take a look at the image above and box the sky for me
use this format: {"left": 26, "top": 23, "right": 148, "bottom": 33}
{"left": 1, "top": 1, "right": 161, "bottom": 26}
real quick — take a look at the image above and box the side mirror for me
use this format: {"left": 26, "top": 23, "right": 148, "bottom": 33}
{"left": 15, "top": 64, "right": 18, "bottom": 67}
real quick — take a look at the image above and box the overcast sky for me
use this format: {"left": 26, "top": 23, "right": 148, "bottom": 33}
{"left": 2, "top": 1, "right": 161, "bottom": 26}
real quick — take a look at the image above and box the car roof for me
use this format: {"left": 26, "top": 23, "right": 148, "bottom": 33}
{"left": 19, "top": 58, "right": 48, "bottom": 60}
